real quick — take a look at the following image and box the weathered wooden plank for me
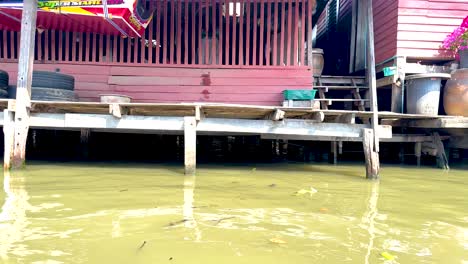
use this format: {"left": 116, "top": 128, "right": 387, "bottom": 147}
{"left": 364, "top": 0, "right": 379, "bottom": 154}
{"left": 25, "top": 113, "right": 392, "bottom": 140}
{"left": 363, "top": 128, "right": 379, "bottom": 179}
{"left": 86, "top": 32, "right": 91, "bottom": 62}
{"left": 184, "top": 116, "right": 197, "bottom": 175}
{"left": 239, "top": 0, "right": 244, "bottom": 65}
{"left": 11, "top": 0, "right": 37, "bottom": 169}
{"left": 3, "top": 110, "right": 14, "bottom": 169}
{"left": 108, "top": 75, "right": 313, "bottom": 86}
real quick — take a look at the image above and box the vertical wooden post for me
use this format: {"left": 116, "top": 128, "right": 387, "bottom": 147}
{"left": 363, "top": 0, "right": 380, "bottom": 178}
{"left": 11, "top": 0, "right": 37, "bottom": 169}
{"left": 3, "top": 110, "right": 15, "bottom": 170}
{"left": 330, "top": 141, "right": 337, "bottom": 164}
{"left": 80, "top": 128, "right": 91, "bottom": 159}
{"left": 363, "top": 129, "right": 379, "bottom": 180}
{"left": 184, "top": 116, "right": 197, "bottom": 175}
{"left": 414, "top": 142, "right": 422, "bottom": 167}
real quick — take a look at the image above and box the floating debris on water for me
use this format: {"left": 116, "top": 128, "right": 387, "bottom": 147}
{"left": 166, "top": 219, "right": 189, "bottom": 227}
{"left": 137, "top": 241, "right": 147, "bottom": 251}
{"left": 381, "top": 251, "right": 395, "bottom": 261}
{"left": 268, "top": 183, "right": 277, "bottom": 188}
{"left": 319, "top": 207, "right": 329, "bottom": 213}
{"left": 119, "top": 189, "right": 128, "bottom": 192}
{"left": 269, "top": 238, "right": 287, "bottom": 244}
{"left": 294, "top": 187, "right": 318, "bottom": 197}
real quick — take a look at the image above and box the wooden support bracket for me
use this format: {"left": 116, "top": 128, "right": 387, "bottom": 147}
{"left": 432, "top": 132, "right": 449, "bottom": 170}
{"left": 265, "top": 109, "right": 285, "bottom": 121}
{"left": 195, "top": 105, "right": 205, "bottom": 122}
{"left": 109, "top": 103, "right": 128, "bottom": 118}
{"left": 335, "top": 113, "right": 356, "bottom": 124}
{"left": 303, "top": 111, "right": 324, "bottom": 122}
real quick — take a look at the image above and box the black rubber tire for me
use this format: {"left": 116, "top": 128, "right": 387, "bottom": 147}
{"left": 7, "top": 85, "right": 16, "bottom": 99}
{"left": 32, "top": 71, "right": 75, "bottom": 90}
{"left": 0, "top": 88, "right": 8, "bottom": 98}
{"left": 0, "top": 70, "right": 8, "bottom": 88}
{"left": 31, "top": 87, "right": 78, "bottom": 102}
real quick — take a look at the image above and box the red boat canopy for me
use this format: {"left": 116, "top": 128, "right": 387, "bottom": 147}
{"left": 0, "top": 0, "right": 154, "bottom": 37}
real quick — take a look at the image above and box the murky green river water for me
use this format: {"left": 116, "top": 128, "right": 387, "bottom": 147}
{"left": 0, "top": 163, "right": 466, "bottom": 264}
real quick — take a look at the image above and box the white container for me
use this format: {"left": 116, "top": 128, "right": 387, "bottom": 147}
{"left": 99, "top": 94, "right": 132, "bottom": 103}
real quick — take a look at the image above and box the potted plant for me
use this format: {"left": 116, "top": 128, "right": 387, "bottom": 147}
{"left": 443, "top": 16, "right": 468, "bottom": 68}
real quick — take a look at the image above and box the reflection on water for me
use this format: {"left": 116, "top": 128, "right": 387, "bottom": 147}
{"left": 0, "top": 163, "right": 466, "bottom": 263}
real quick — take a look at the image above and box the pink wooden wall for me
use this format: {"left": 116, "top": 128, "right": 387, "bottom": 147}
{"left": 374, "top": 0, "right": 398, "bottom": 64}
{"left": 0, "top": 62, "right": 313, "bottom": 105}
{"left": 395, "top": 0, "right": 468, "bottom": 60}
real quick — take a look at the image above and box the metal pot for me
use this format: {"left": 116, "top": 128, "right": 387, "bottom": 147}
{"left": 312, "top": 48, "right": 324, "bottom": 77}
{"left": 443, "top": 69, "right": 468, "bottom": 116}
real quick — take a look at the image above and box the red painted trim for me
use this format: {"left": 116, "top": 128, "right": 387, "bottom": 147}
{"left": 286, "top": 0, "right": 292, "bottom": 66}
{"left": 205, "top": 0, "right": 210, "bottom": 64}
{"left": 225, "top": 0, "right": 230, "bottom": 65}
{"left": 259, "top": 0, "right": 265, "bottom": 65}
{"left": 212, "top": 0, "right": 217, "bottom": 64}
{"left": 252, "top": 1, "right": 258, "bottom": 65}
{"left": 239, "top": 0, "right": 244, "bottom": 65}
{"left": 266, "top": 0, "right": 272, "bottom": 66}
{"left": 232, "top": 0, "right": 238, "bottom": 65}
{"left": 163, "top": 1, "right": 169, "bottom": 64}
{"left": 272, "top": 0, "right": 279, "bottom": 66}
{"left": 191, "top": 0, "right": 196, "bottom": 64}
{"left": 185, "top": 0, "right": 190, "bottom": 65}
{"left": 198, "top": 1, "right": 203, "bottom": 64}
{"left": 280, "top": 1, "right": 285, "bottom": 66}
{"left": 177, "top": 0, "right": 182, "bottom": 64}
{"left": 170, "top": 1, "right": 175, "bottom": 64}
{"left": 245, "top": 0, "right": 251, "bottom": 65}
{"left": 300, "top": 0, "right": 305, "bottom": 65}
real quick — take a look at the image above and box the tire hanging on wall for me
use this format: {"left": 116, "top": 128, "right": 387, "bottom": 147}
{"left": 31, "top": 87, "right": 78, "bottom": 101}
{"left": 32, "top": 71, "right": 75, "bottom": 90}
{"left": 0, "top": 70, "right": 9, "bottom": 89}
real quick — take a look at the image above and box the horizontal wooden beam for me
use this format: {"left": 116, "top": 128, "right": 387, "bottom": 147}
{"left": 0, "top": 112, "right": 392, "bottom": 139}
{"left": 262, "top": 134, "right": 446, "bottom": 142}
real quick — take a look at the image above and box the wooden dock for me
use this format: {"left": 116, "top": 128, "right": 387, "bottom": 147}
{"left": 1, "top": 99, "right": 466, "bottom": 174}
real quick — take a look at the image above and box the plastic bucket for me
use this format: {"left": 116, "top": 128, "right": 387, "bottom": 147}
{"left": 406, "top": 73, "right": 451, "bottom": 115}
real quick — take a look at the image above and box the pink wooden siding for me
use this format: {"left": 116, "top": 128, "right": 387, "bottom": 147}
{"left": 0, "top": 0, "right": 315, "bottom": 68}
{"left": 0, "top": 62, "right": 313, "bottom": 105}
{"left": 396, "top": 0, "right": 468, "bottom": 60}
{"left": 373, "top": 0, "right": 398, "bottom": 64}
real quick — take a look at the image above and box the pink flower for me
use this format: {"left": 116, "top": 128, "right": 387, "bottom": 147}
{"left": 462, "top": 16, "right": 468, "bottom": 28}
